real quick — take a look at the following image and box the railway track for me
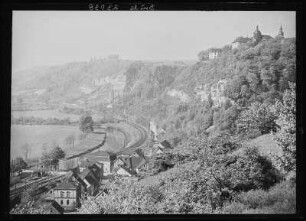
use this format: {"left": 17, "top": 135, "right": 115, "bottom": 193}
{"left": 10, "top": 120, "right": 148, "bottom": 202}
{"left": 10, "top": 174, "right": 65, "bottom": 200}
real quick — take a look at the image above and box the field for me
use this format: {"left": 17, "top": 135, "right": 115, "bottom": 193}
{"left": 11, "top": 124, "right": 84, "bottom": 160}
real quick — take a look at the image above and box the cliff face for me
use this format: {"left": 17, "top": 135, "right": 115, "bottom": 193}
{"left": 194, "top": 80, "right": 228, "bottom": 107}
{"left": 124, "top": 61, "right": 190, "bottom": 101}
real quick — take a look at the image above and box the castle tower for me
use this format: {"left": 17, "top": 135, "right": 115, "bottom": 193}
{"left": 277, "top": 25, "right": 284, "bottom": 38}
{"left": 252, "top": 25, "right": 262, "bottom": 44}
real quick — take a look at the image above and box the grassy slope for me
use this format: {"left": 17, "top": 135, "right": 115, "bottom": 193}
{"left": 242, "top": 134, "right": 282, "bottom": 159}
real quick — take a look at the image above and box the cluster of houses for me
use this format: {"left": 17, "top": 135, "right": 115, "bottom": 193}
{"left": 41, "top": 139, "right": 172, "bottom": 214}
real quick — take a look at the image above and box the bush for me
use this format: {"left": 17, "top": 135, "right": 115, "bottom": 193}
{"left": 219, "top": 180, "right": 295, "bottom": 214}
{"left": 234, "top": 180, "right": 296, "bottom": 213}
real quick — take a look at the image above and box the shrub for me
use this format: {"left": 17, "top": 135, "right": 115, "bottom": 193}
{"left": 235, "top": 180, "right": 295, "bottom": 211}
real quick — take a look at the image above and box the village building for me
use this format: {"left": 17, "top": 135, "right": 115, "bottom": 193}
{"left": 45, "top": 200, "right": 64, "bottom": 214}
{"left": 83, "top": 151, "right": 116, "bottom": 175}
{"left": 231, "top": 36, "right": 251, "bottom": 49}
{"left": 59, "top": 157, "right": 79, "bottom": 171}
{"left": 277, "top": 25, "right": 284, "bottom": 38}
{"left": 69, "top": 162, "right": 103, "bottom": 196}
{"left": 53, "top": 182, "right": 81, "bottom": 211}
{"left": 77, "top": 169, "right": 99, "bottom": 196}
{"left": 252, "top": 25, "right": 262, "bottom": 44}
{"left": 252, "top": 25, "right": 274, "bottom": 45}
{"left": 117, "top": 148, "right": 145, "bottom": 158}
{"left": 208, "top": 48, "right": 221, "bottom": 59}
{"left": 154, "top": 146, "right": 170, "bottom": 155}
{"left": 158, "top": 140, "right": 172, "bottom": 150}
{"left": 113, "top": 149, "right": 148, "bottom": 175}
{"left": 275, "top": 25, "right": 285, "bottom": 44}
{"left": 115, "top": 166, "right": 135, "bottom": 177}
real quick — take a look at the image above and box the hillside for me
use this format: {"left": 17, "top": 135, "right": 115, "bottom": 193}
{"left": 121, "top": 37, "right": 295, "bottom": 148}
{"left": 12, "top": 58, "right": 132, "bottom": 108}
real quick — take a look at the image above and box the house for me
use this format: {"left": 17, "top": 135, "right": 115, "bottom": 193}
{"left": 113, "top": 153, "right": 148, "bottom": 174}
{"left": 72, "top": 162, "right": 103, "bottom": 196}
{"left": 88, "top": 163, "right": 103, "bottom": 183}
{"left": 78, "top": 169, "right": 99, "bottom": 196}
{"left": 115, "top": 166, "right": 135, "bottom": 177}
{"left": 45, "top": 200, "right": 64, "bottom": 214}
{"left": 113, "top": 157, "right": 126, "bottom": 170}
{"left": 53, "top": 182, "right": 81, "bottom": 211}
{"left": 117, "top": 148, "right": 145, "bottom": 159}
{"left": 231, "top": 36, "right": 250, "bottom": 49}
{"left": 208, "top": 48, "right": 221, "bottom": 59}
{"left": 158, "top": 140, "right": 172, "bottom": 150}
{"left": 83, "top": 151, "right": 116, "bottom": 175}
{"left": 155, "top": 147, "right": 166, "bottom": 155}
{"left": 59, "top": 158, "right": 79, "bottom": 171}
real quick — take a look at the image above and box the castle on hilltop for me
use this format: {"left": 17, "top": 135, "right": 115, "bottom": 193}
{"left": 232, "top": 25, "right": 285, "bottom": 49}
{"left": 201, "top": 25, "right": 286, "bottom": 61}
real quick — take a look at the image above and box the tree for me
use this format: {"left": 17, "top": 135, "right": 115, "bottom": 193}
{"left": 237, "top": 101, "right": 278, "bottom": 135}
{"left": 50, "top": 146, "right": 65, "bottom": 165}
{"left": 41, "top": 143, "right": 65, "bottom": 167}
{"left": 79, "top": 115, "right": 94, "bottom": 139}
{"left": 272, "top": 83, "right": 296, "bottom": 173}
{"left": 21, "top": 143, "right": 31, "bottom": 161}
{"left": 11, "top": 157, "right": 27, "bottom": 175}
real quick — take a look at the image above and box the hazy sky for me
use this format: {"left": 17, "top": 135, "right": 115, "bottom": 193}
{"left": 12, "top": 11, "right": 296, "bottom": 71}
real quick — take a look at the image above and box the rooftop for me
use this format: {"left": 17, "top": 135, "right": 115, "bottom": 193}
{"left": 160, "top": 140, "right": 172, "bottom": 149}
{"left": 50, "top": 200, "right": 64, "bottom": 214}
{"left": 53, "top": 182, "right": 78, "bottom": 190}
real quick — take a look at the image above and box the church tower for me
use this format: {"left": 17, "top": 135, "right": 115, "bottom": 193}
{"left": 277, "top": 25, "right": 284, "bottom": 38}
{"left": 252, "top": 25, "right": 262, "bottom": 44}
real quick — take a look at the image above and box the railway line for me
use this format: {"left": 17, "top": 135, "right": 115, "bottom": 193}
{"left": 10, "top": 119, "right": 148, "bottom": 205}
{"left": 10, "top": 174, "right": 65, "bottom": 201}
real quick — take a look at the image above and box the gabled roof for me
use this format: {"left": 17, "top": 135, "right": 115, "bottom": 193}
{"left": 115, "top": 166, "right": 135, "bottom": 176}
{"left": 84, "top": 175, "right": 99, "bottom": 187}
{"left": 128, "top": 156, "right": 147, "bottom": 170}
{"left": 54, "top": 182, "right": 78, "bottom": 190}
{"left": 117, "top": 148, "right": 144, "bottom": 158}
{"left": 134, "top": 157, "right": 148, "bottom": 169}
{"left": 159, "top": 140, "right": 172, "bottom": 149}
{"left": 232, "top": 36, "right": 251, "bottom": 44}
{"left": 208, "top": 48, "right": 222, "bottom": 53}
{"left": 133, "top": 149, "right": 145, "bottom": 158}
{"left": 79, "top": 168, "right": 91, "bottom": 179}
{"left": 114, "top": 156, "right": 127, "bottom": 165}
{"left": 48, "top": 200, "right": 64, "bottom": 214}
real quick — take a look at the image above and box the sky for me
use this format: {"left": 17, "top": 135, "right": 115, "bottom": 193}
{"left": 12, "top": 11, "right": 296, "bottom": 71}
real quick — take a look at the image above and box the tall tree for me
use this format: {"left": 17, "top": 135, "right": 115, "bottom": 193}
{"left": 237, "top": 101, "right": 278, "bottom": 135}
{"left": 50, "top": 145, "right": 65, "bottom": 165}
{"left": 11, "top": 157, "right": 27, "bottom": 175}
{"left": 272, "top": 83, "right": 296, "bottom": 173}
{"left": 79, "top": 115, "right": 94, "bottom": 139}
